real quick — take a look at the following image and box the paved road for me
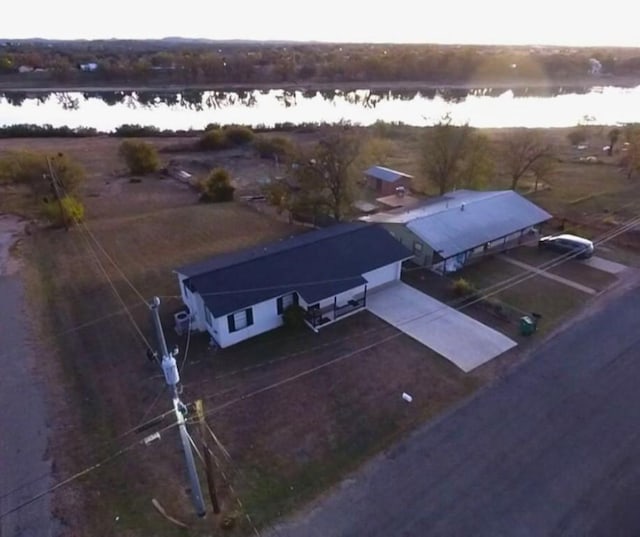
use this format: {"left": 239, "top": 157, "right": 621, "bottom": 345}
{"left": 0, "top": 219, "right": 57, "bottom": 537}
{"left": 273, "top": 275, "right": 640, "bottom": 537}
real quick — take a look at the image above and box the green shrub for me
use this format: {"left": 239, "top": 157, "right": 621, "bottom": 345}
{"left": 199, "top": 168, "right": 235, "bottom": 202}
{"left": 42, "top": 196, "right": 85, "bottom": 227}
{"left": 0, "top": 124, "right": 98, "bottom": 138}
{"left": 118, "top": 140, "right": 160, "bottom": 175}
{"left": 254, "top": 136, "right": 294, "bottom": 159}
{"left": 0, "top": 150, "right": 85, "bottom": 196}
{"left": 198, "top": 128, "right": 229, "bottom": 150}
{"left": 223, "top": 125, "right": 255, "bottom": 145}
{"left": 451, "top": 277, "right": 476, "bottom": 297}
{"left": 283, "top": 304, "right": 306, "bottom": 329}
{"left": 113, "top": 124, "right": 160, "bottom": 137}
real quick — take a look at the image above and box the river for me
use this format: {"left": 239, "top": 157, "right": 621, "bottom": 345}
{"left": 1, "top": 86, "right": 640, "bottom": 130}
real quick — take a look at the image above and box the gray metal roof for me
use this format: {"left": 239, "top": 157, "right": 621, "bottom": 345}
{"left": 364, "top": 165, "right": 413, "bottom": 183}
{"left": 401, "top": 190, "right": 551, "bottom": 258}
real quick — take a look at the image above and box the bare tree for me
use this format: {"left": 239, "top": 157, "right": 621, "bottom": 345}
{"left": 290, "top": 129, "right": 362, "bottom": 222}
{"left": 503, "top": 129, "right": 555, "bottom": 190}
{"left": 530, "top": 155, "right": 556, "bottom": 192}
{"left": 420, "top": 117, "right": 493, "bottom": 196}
{"left": 608, "top": 128, "right": 621, "bottom": 157}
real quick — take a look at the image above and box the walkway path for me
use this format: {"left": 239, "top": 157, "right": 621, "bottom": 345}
{"left": 501, "top": 255, "right": 597, "bottom": 295}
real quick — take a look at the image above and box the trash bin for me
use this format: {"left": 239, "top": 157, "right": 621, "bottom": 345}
{"left": 519, "top": 315, "right": 536, "bottom": 336}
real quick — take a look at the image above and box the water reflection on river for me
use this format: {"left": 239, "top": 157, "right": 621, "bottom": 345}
{"left": 0, "top": 85, "right": 638, "bottom": 130}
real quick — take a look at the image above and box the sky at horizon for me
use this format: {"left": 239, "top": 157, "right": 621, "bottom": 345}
{"left": 6, "top": 0, "right": 640, "bottom": 47}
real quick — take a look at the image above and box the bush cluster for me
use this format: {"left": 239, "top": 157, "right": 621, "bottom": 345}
{"left": 198, "top": 168, "right": 235, "bottom": 202}
{"left": 253, "top": 136, "right": 294, "bottom": 159}
{"left": 118, "top": 140, "right": 160, "bottom": 175}
{"left": 0, "top": 124, "right": 97, "bottom": 138}
{"left": 451, "top": 277, "right": 476, "bottom": 297}
{"left": 198, "top": 125, "right": 255, "bottom": 150}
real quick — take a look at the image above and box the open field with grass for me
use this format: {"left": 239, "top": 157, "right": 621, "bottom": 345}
{"left": 2, "top": 122, "right": 640, "bottom": 535}
{"left": 3, "top": 137, "right": 478, "bottom": 535}
{"left": 455, "top": 256, "right": 596, "bottom": 335}
{"left": 505, "top": 246, "right": 618, "bottom": 291}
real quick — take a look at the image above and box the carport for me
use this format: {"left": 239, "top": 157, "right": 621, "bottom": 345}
{"left": 366, "top": 282, "right": 517, "bottom": 372}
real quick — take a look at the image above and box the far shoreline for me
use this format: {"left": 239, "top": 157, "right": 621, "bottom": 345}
{"left": 1, "top": 74, "right": 640, "bottom": 94}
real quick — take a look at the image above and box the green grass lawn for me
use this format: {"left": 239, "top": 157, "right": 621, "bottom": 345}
{"left": 22, "top": 197, "right": 297, "bottom": 535}
{"left": 457, "top": 255, "right": 591, "bottom": 334}
{"left": 505, "top": 246, "right": 618, "bottom": 291}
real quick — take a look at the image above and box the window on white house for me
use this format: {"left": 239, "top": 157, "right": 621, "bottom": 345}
{"left": 277, "top": 292, "right": 297, "bottom": 314}
{"left": 227, "top": 308, "right": 254, "bottom": 333}
{"left": 204, "top": 307, "right": 213, "bottom": 327}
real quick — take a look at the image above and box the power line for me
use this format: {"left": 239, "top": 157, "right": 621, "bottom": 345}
{"left": 149, "top": 296, "right": 206, "bottom": 516}
{"left": 179, "top": 315, "right": 193, "bottom": 373}
{"left": 159, "top": 216, "right": 640, "bottom": 302}
{"left": 48, "top": 157, "right": 150, "bottom": 309}
{"left": 0, "top": 420, "right": 180, "bottom": 522}
{"left": 190, "top": 404, "right": 263, "bottom": 537}
{"left": 48, "top": 163, "right": 153, "bottom": 349}
{"left": 140, "top": 316, "right": 193, "bottom": 424}
{"left": 0, "top": 301, "right": 148, "bottom": 365}
{"left": 194, "top": 215, "right": 640, "bottom": 418}
{"left": 77, "top": 219, "right": 149, "bottom": 307}
{"left": 197, "top": 332, "right": 399, "bottom": 419}
{"left": 78, "top": 227, "right": 153, "bottom": 349}
{"left": 0, "top": 408, "right": 176, "bottom": 505}
{"left": 6, "top": 213, "right": 627, "bottom": 512}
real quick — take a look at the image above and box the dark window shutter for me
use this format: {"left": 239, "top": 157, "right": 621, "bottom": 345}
{"left": 277, "top": 297, "right": 283, "bottom": 314}
{"left": 227, "top": 314, "right": 236, "bottom": 333}
{"left": 293, "top": 293, "right": 299, "bottom": 305}
{"left": 246, "top": 308, "right": 254, "bottom": 326}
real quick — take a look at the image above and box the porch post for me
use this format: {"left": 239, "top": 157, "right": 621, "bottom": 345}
{"left": 364, "top": 284, "right": 367, "bottom": 307}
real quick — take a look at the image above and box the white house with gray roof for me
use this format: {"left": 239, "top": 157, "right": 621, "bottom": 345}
{"left": 175, "top": 223, "right": 412, "bottom": 348}
{"left": 361, "top": 190, "right": 552, "bottom": 273}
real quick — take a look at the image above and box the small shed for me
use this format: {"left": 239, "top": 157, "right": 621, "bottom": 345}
{"left": 364, "top": 166, "right": 413, "bottom": 197}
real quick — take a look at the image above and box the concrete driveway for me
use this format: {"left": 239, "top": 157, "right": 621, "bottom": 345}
{"left": 366, "top": 282, "right": 516, "bottom": 372}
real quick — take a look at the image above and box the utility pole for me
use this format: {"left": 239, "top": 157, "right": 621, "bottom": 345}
{"left": 150, "top": 296, "right": 206, "bottom": 518}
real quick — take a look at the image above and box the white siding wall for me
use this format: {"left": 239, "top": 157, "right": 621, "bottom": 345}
{"left": 211, "top": 296, "right": 286, "bottom": 348}
{"left": 177, "top": 273, "right": 208, "bottom": 332}
{"left": 362, "top": 261, "right": 402, "bottom": 289}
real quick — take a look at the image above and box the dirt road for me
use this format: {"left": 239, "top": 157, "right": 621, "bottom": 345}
{"left": 0, "top": 216, "right": 59, "bottom": 537}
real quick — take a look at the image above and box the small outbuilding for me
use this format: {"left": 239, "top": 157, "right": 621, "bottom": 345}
{"left": 364, "top": 165, "right": 414, "bottom": 197}
{"left": 361, "top": 190, "right": 552, "bottom": 273}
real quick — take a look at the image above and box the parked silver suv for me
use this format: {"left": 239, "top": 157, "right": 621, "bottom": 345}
{"left": 538, "top": 234, "right": 594, "bottom": 259}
